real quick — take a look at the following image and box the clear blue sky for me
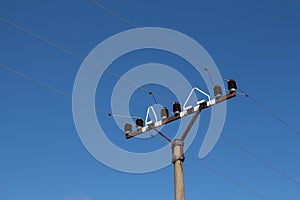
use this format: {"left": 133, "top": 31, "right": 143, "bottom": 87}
{"left": 1, "top": 0, "right": 300, "bottom": 199}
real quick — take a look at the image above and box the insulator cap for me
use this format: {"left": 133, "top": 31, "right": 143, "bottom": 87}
{"left": 161, "top": 107, "right": 169, "bottom": 119}
{"left": 227, "top": 79, "right": 237, "bottom": 93}
{"left": 173, "top": 102, "right": 181, "bottom": 116}
{"left": 213, "top": 85, "right": 223, "bottom": 98}
{"left": 135, "top": 118, "right": 144, "bottom": 129}
{"left": 124, "top": 123, "right": 132, "bottom": 134}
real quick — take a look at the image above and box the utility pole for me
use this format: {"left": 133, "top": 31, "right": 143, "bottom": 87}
{"left": 171, "top": 99, "right": 203, "bottom": 200}
{"left": 172, "top": 139, "right": 185, "bottom": 200}
{"left": 124, "top": 79, "right": 237, "bottom": 200}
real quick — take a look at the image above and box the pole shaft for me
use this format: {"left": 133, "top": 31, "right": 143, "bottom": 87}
{"left": 174, "top": 159, "right": 185, "bottom": 200}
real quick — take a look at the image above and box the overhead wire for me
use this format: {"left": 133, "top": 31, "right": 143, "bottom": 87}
{"left": 222, "top": 134, "right": 300, "bottom": 186}
{"left": 0, "top": 56, "right": 267, "bottom": 200}
{"left": 88, "top": 0, "right": 211, "bottom": 75}
{"left": 0, "top": 63, "right": 130, "bottom": 124}
{"left": 200, "top": 121, "right": 300, "bottom": 187}
{"left": 89, "top": 0, "right": 300, "bottom": 135}
{"left": 0, "top": 63, "right": 173, "bottom": 142}
{"left": 0, "top": 17, "right": 172, "bottom": 105}
{"left": 238, "top": 88, "right": 300, "bottom": 137}
{"left": 186, "top": 155, "right": 267, "bottom": 200}
{"left": 88, "top": 0, "right": 300, "bottom": 140}
{"left": 222, "top": 77, "right": 300, "bottom": 138}
{"left": 2, "top": 1, "right": 299, "bottom": 197}
{"left": 88, "top": 0, "right": 300, "bottom": 181}
{"left": 141, "top": 128, "right": 265, "bottom": 199}
{"left": 88, "top": 0, "right": 182, "bottom": 56}
{"left": 86, "top": 2, "right": 300, "bottom": 197}
{"left": 3, "top": 1, "right": 295, "bottom": 138}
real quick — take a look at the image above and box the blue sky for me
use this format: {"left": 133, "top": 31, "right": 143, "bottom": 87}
{"left": 1, "top": 0, "right": 300, "bottom": 199}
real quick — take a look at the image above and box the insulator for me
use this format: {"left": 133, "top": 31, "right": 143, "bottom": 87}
{"left": 214, "top": 85, "right": 222, "bottom": 97}
{"left": 227, "top": 79, "right": 237, "bottom": 93}
{"left": 160, "top": 107, "right": 169, "bottom": 119}
{"left": 124, "top": 123, "right": 132, "bottom": 134}
{"left": 173, "top": 102, "right": 181, "bottom": 116}
{"left": 213, "top": 85, "right": 223, "bottom": 98}
{"left": 199, "top": 101, "right": 207, "bottom": 110}
{"left": 135, "top": 118, "right": 144, "bottom": 129}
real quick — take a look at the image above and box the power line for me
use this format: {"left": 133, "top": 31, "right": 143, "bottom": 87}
{"left": 238, "top": 88, "right": 300, "bottom": 137}
{"left": 186, "top": 155, "right": 267, "bottom": 200}
{"left": 78, "top": 3, "right": 300, "bottom": 198}
{"left": 0, "top": 61, "right": 269, "bottom": 199}
{"left": 145, "top": 130, "right": 269, "bottom": 199}
{"left": 88, "top": 0, "right": 300, "bottom": 138}
{"left": 0, "top": 63, "right": 129, "bottom": 124}
{"left": 89, "top": 0, "right": 300, "bottom": 139}
{"left": 146, "top": 116, "right": 300, "bottom": 190}
{"left": 3, "top": 7, "right": 296, "bottom": 140}
{"left": 2, "top": 4, "right": 296, "bottom": 197}
{"left": 0, "top": 62, "right": 175, "bottom": 159}
{"left": 88, "top": 0, "right": 139, "bottom": 30}
{"left": 88, "top": 0, "right": 214, "bottom": 77}
{"left": 0, "top": 17, "right": 83, "bottom": 61}
{"left": 222, "top": 134, "right": 300, "bottom": 187}
{"left": 88, "top": 0, "right": 181, "bottom": 55}
{"left": 0, "top": 17, "right": 172, "bottom": 105}
{"left": 147, "top": 129, "right": 267, "bottom": 199}
{"left": 199, "top": 121, "right": 300, "bottom": 187}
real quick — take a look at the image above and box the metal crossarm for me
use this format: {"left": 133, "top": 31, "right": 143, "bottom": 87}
{"left": 125, "top": 91, "right": 236, "bottom": 139}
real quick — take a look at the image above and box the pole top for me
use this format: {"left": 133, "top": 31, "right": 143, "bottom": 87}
{"left": 172, "top": 139, "right": 184, "bottom": 163}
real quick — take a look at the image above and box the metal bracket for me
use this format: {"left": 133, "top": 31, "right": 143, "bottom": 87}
{"left": 145, "top": 106, "right": 158, "bottom": 125}
{"left": 183, "top": 87, "right": 211, "bottom": 110}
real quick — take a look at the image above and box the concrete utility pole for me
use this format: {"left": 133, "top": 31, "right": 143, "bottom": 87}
{"left": 171, "top": 100, "right": 202, "bottom": 200}
{"left": 172, "top": 139, "right": 185, "bottom": 200}
{"left": 124, "top": 79, "right": 237, "bottom": 200}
